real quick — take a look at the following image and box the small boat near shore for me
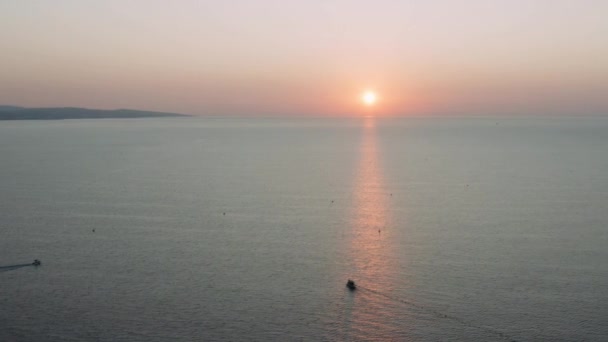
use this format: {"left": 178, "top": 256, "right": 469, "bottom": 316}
{"left": 346, "top": 279, "right": 356, "bottom": 290}
{"left": 32, "top": 259, "right": 41, "bottom": 266}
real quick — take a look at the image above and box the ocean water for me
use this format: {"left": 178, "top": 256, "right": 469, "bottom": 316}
{"left": 1, "top": 117, "right": 607, "bottom": 341}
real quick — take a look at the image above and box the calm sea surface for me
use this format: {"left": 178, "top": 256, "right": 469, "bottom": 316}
{"left": 1, "top": 117, "right": 607, "bottom": 341}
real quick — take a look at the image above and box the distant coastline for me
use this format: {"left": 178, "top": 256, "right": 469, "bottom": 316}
{"left": 0, "top": 106, "right": 189, "bottom": 120}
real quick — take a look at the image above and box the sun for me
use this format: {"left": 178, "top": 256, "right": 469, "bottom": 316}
{"left": 362, "top": 91, "right": 377, "bottom": 106}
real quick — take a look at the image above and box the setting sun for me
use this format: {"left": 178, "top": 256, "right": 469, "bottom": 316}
{"left": 362, "top": 91, "right": 377, "bottom": 106}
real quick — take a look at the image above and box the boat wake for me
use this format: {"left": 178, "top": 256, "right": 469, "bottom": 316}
{"left": 0, "top": 263, "right": 38, "bottom": 273}
{"left": 357, "top": 285, "right": 519, "bottom": 342}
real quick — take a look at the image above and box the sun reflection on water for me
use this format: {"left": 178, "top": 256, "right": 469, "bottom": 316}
{"left": 338, "top": 117, "right": 404, "bottom": 340}
{"left": 349, "top": 117, "right": 394, "bottom": 285}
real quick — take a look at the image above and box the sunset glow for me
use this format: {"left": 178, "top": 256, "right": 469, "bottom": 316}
{"left": 362, "top": 91, "right": 377, "bottom": 106}
{"left": 1, "top": 1, "right": 607, "bottom": 116}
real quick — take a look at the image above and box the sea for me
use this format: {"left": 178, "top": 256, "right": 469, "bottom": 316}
{"left": 1, "top": 116, "right": 607, "bottom": 341}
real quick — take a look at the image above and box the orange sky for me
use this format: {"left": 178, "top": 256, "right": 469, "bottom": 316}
{"left": 1, "top": 1, "right": 607, "bottom": 116}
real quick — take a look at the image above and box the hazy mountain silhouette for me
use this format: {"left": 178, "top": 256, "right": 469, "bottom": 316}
{"left": 0, "top": 106, "right": 189, "bottom": 120}
{"left": 0, "top": 105, "right": 25, "bottom": 112}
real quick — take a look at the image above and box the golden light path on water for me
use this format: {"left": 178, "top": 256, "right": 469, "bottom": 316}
{"left": 349, "top": 118, "right": 394, "bottom": 285}
{"left": 332, "top": 118, "right": 521, "bottom": 342}
{"left": 337, "top": 117, "right": 407, "bottom": 340}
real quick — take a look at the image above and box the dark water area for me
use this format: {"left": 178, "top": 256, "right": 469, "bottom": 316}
{"left": 1, "top": 117, "right": 607, "bottom": 341}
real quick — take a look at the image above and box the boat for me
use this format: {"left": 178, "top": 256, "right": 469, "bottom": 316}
{"left": 32, "top": 259, "right": 41, "bottom": 266}
{"left": 346, "top": 279, "right": 356, "bottom": 290}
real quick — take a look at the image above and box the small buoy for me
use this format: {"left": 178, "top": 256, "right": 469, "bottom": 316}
{"left": 223, "top": 212, "right": 226, "bottom": 215}
{"left": 92, "top": 228, "right": 95, "bottom": 232}
{"left": 346, "top": 279, "right": 356, "bottom": 290}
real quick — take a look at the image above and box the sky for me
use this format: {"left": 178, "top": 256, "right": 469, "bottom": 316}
{"left": 1, "top": 0, "right": 607, "bottom": 116}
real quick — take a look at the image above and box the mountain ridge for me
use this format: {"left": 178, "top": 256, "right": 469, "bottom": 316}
{"left": 0, "top": 106, "right": 189, "bottom": 120}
